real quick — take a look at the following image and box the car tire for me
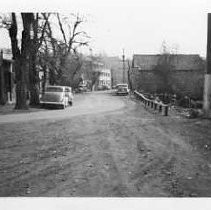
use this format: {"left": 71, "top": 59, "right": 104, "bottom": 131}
{"left": 61, "top": 103, "right": 65, "bottom": 109}
{"left": 69, "top": 101, "right": 73, "bottom": 106}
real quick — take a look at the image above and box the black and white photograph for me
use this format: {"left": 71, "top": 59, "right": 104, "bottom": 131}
{"left": 0, "top": 0, "right": 210, "bottom": 209}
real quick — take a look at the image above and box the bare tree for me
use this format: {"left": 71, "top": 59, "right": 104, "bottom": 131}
{"left": 28, "top": 13, "right": 51, "bottom": 106}
{"left": 42, "top": 13, "right": 89, "bottom": 86}
{"left": 82, "top": 54, "right": 103, "bottom": 91}
{"left": 153, "top": 53, "right": 174, "bottom": 93}
{"left": 0, "top": 12, "right": 89, "bottom": 109}
{"left": 0, "top": 13, "right": 51, "bottom": 108}
{"left": 56, "top": 13, "right": 89, "bottom": 54}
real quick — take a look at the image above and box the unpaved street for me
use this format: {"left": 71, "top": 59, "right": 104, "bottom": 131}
{"left": 0, "top": 91, "right": 210, "bottom": 196}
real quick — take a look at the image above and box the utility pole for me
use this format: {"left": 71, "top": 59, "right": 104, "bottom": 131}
{"left": 122, "top": 49, "right": 126, "bottom": 83}
{"left": 203, "top": 13, "right": 211, "bottom": 116}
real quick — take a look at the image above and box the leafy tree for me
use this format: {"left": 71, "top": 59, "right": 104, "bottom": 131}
{"left": 28, "top": 13, "right": 50, "bottom": 106}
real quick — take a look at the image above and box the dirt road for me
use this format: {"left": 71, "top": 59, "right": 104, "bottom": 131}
{"left": 0, "top": 91, "right": 210, "bottom": 196}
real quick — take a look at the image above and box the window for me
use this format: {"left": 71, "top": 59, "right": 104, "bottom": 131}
{"left": 65, "top": 87, "right": 71, "bottom": 92}
{"left": 46, "top": 87, "right": 64, "bottom": 92}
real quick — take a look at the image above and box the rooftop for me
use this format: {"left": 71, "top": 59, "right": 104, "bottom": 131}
{"left": 132, "top": 54, "right": 204, "bottom": 70}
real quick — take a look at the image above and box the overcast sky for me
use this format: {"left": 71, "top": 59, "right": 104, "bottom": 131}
{"left": 0, "top": 0, "right": 210, "bottom": 58}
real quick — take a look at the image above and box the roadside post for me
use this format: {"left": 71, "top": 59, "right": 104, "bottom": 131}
{"left": 203, "top": 13, "right": 211, "bottom": 117}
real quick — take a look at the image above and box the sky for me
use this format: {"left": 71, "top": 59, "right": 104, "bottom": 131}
{"left": 0, "top": 0, "right": 210, "bottom": 58}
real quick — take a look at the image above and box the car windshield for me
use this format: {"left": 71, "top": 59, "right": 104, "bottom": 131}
{"left": 117, "top": 84, "right": 128, "bottom": 88}
{"left": 45, "top": 87, "right": 63, "bottom": 92}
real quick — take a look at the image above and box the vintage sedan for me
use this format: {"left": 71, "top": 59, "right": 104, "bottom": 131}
{"left": 40, "top": 86, "right": 73, "bottom": 109}
{"left": 116, "top": 83, "right": 129, "bottom": 95}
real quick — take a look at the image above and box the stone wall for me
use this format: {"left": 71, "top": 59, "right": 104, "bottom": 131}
{"left": 130, "top": 68, "right": 204, "bottom": 99}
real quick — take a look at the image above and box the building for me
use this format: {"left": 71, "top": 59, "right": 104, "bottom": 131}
{"left": 0, "top": 49, "right": 15, "bottom": 104}
{"left": 102, "top": 56, "right": 127, "bottom": 86}
{"left": 0, "top": 48, "right": 50, "bottom": 104}
{"left": 131, "top": 54, "right": 205, "bottom": 99}
{"left": 97, "top": 68, "right": 111, "bottom": 90}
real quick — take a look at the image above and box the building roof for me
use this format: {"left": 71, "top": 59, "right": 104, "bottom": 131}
{"left": 132, "top": 54, "right": 204, "bottom": 71}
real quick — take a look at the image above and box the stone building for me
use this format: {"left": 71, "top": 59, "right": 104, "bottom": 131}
{"left": 131, "top": 54, "right": 205, "bottom": 99}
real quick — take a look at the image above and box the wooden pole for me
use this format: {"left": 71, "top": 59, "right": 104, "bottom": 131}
{"left": 122, "top": 49, "right": 125, "bottom": 83}
{"left": 203, "top": 13, "right": 211, "bottom": 116}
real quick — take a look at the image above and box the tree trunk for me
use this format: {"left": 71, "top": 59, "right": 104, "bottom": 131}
{"left": 42, "top": 64, "right": 47, "bottom": 94}
{"left": 29, "top": 52, "right": 40, "bottom": 106}
{"left": 0, "top": 65, "right": 6, "bottom": 105}
{"left": 14, "top": 58, "right": 28, "bottom": 109}
{"left": 8, "top": 13, "right": 30, "bottom": 109}
{"left": 29, "top": 13, "right": 40, "bottom": 106}
{"left": 49, "top": 67, "right": 56, "bottom": 85}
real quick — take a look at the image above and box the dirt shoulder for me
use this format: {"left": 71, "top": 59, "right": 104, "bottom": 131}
{"left": 0, "top": 104, "right": 45, "bottom": 115}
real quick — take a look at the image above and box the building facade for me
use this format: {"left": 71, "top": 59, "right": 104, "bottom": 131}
{"left": 131, "top": 54, "right": 205, "bottom": 99}
{"left": 0, "top": 49, "right": 15, "bottom": 104}
{"left": 102, "top": 56, "right": 127, "bottom": 86}
{"left": 97, "top": 68, "right": 111, "bottom": 90}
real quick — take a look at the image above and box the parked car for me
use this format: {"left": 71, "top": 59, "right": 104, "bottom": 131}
{"left": 40, "top": 86, "right": 73, "bottom": 109}
{"left": 75, "top": 84, "right": 88, "bottom": 93}
{"left": 79, "top": 85, "right": 88, "bottom": 92}
{"left": 115, "top": 84, "right": 129, "bottom": 95}
{"left": 98, "top": 85, "right": 110, "bottom": 91}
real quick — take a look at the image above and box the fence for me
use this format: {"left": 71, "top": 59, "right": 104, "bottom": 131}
{"left": 134, "top": 90, "right": 169, "bottom": 116}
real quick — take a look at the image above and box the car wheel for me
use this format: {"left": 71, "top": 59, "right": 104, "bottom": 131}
{"left": 61, "top": 103, "right": 65, "bottom": 109}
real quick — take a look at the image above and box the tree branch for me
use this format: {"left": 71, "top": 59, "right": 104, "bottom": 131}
{"left": 38, "top": 13, "right": 51, "bottom": 49}
{"left": 57, "top": 13, "right": 67, "bottom": 47}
